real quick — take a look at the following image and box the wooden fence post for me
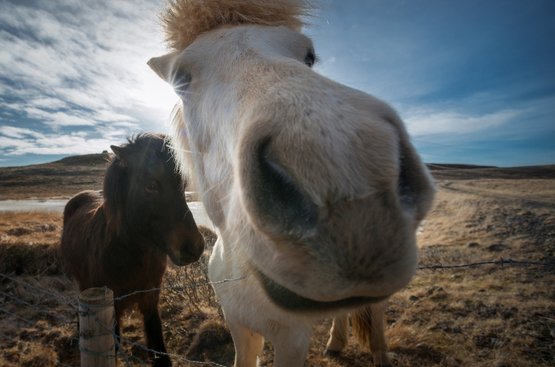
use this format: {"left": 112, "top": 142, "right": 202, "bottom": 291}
{"left": 79, "top": 287, "right": 116, "bottom": 367}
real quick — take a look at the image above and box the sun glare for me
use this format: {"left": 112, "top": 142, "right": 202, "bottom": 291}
{"left": 133, "top": 68, "right": 179, "bottom": 113}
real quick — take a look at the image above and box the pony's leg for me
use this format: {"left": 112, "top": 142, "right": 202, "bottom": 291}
{"left": 228, "top": 320, "right": 264, "bottom": 367}
{"left": 139, "top": 293, "right": 171, "bottom": 367}
{"left": 114, "top": 303, "right": 123, "bottom": 353}
{"left": 324, "top": 315, "right": 349, "bottom": 355}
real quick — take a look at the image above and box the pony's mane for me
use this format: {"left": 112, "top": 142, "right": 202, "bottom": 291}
{"left": 103, "top": 133, "right": 173, "bottom": 236}
{"left": 123, "top": 133, "right": 168, "bottom": 153}
{"left": 162, "top": 0, "right": 314, "bottom": 50}
{"left": 103, "top": 154, "right": 126, "bottom": 237}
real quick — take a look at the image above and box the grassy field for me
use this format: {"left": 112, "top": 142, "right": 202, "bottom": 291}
{"left": 0, "top": 154, "right": 109, "bottom": 200}
{"left": 0, "top": 159, "right": 554, "bottom": 366}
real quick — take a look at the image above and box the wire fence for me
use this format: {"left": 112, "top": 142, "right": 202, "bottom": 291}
{"left": 0, "top": 256, "right": 236, "bottom": 367}
{"left": 417, "top": 258, "right": 554, "bottom": 270}
{"left": 1, "top": 256, "right": 553, "bottom": 366}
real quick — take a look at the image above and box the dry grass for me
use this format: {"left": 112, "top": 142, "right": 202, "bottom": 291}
{"left": 0, "top": 212, "right": 62, "bottom": 276}
{"left": 0, "top": 175, "right": 554, "bottom": 366}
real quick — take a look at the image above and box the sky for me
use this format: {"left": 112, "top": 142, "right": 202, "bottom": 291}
{"left": 0, "top": 0, "right": 554, "bottom": 168}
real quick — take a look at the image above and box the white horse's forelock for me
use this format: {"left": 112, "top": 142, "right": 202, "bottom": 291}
{"left": 162, "top": 0, "right": 313, "bottom": 50}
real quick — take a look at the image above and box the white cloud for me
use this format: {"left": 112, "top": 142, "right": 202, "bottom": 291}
{"left": 323, "top": 55, "right": 336, "bottom": 65}
{"left": 0, "top": 0, "right": 173, "bottom": 152}
{"left": 2, "top": 0, "right": 551, "bottom": 168}
{"left": 93, "top": 110, "right": 137, "bottom": 124}
{"left": 0, "top": 126, "right": 44, "bottom": 139}
{"left": 23, "top": 107, "right": 94, "bottom": 127}
{"left": 0, "top": 127, "right": 124, "bottom": 156}
{"left": 31, "top": 97, "right": 68, "bottom": 110}
{"left": 404, "top": 108, "right": 522, "bottom": 136}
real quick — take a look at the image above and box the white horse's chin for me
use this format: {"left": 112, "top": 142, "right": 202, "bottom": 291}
{"left": 239, "top": 219, "right": 418, "bottom": 306}
{"left": 251, "top": 265, "right": 391, "bottom": 312}
{"left": 254, "top": 256, "right": 416, "bottom": 305}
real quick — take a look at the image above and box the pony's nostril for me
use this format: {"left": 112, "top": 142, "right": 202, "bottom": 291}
{"left": 194, "top": 237, "right": 205, "bottom": 257}
{"left": 178, "top": 237, "right": 204, "bottom": 264}
{"left": 180, "top": 249, "right": 202, "bottom": 264}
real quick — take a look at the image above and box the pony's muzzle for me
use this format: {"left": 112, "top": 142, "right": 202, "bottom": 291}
{"left": 167, "top": 227, "right": 205, "bottom": 266}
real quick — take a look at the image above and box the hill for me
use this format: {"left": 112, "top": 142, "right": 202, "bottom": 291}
{"left": 0, "top": 153, "right": 110, "bottom": 200}
{"left": 53, "top": 152, "right": 111, "bottom": 166}
{"left": 427, "top": 163, "right": 555, "bottom": 180}
{"left": 1, "top": 154, "right": 554, "bottom": 200}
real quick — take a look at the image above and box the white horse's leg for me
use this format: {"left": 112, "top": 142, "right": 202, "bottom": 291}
{"left": 368, "top": 302, "right": 391, "bottom": 367}
{"left": 324, "top": 315, "right": 349, "bottom": 355}
{"left": 352, "top": 301, "right": 391, "bottom": 367}
{"left": 271, "top": 330, "right": 310, "bottom": 367}
{"left": 228, "top": 320, "right": 264, "bottom": 367}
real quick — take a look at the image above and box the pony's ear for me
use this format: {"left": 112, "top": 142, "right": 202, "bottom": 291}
{"left": 110, "top": 145, "right": 127, "bottom": 165}
{"left": 147, "top": 51, "right": 180, "bottom": 83}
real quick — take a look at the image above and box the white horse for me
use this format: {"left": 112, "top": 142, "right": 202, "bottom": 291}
{"left": 148, "top": 1, "right": 435, "bottom": 366}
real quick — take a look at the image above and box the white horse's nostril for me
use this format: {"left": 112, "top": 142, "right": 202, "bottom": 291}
{"left": 398, "top": 154, "right": 416, "bottom": 212}
{"left": 396, "top": 142, "right": 436, "bottom": 220}
{"left": 239, "top": 135, "right": 318, "bottom": 241}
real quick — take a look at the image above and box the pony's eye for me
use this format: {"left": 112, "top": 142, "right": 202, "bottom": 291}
{"left": 304, "top": 50, "right": 316, "bottom": 67}
{"left": 145, "top": 181, "right": 159, "bottom": 193}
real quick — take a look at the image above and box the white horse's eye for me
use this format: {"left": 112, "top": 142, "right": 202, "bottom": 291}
{"left": 172, "top": 72, "right": 191, "bottom": 96}
{"left": 304, "top": 50, "right": 316, "bottom": 67}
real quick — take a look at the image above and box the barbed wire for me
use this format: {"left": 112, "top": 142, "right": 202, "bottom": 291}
{"left": 78, "top": 302, "right": 228, "bottom": 367}
{"left": 417, "top": 258, "right": 554, "bottom": 270}
{"left": 1, "top": 255, "right": 553, "bottom": 366}
{"left": 116, "top": 333, "right": 227, "bottom": 367}
{"left": 0, "top": 306, "right": 78, "bottom": 367}
{"left": 0, "top": 306, "right": 39, "bottom": 327}
{"left": 112, "top": 276, "right": 247, "bottom": 302}
{"left": 0, "top": 269, "right": 236, "bottom": 366}
{"left": 0, "top": 272, "right": 80, "bottom": 308}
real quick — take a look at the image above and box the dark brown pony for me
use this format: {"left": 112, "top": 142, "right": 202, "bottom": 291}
{"left": 60, "top": 133, "right": 204, "bottom": 367}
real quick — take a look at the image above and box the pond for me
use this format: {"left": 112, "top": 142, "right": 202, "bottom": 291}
{"left": 0, "top": 199, "right": 214, "bottom": 229}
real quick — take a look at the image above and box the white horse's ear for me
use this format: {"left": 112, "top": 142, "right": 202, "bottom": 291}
{"left": 147, "top": 51, "right": 180, "bottom": 83}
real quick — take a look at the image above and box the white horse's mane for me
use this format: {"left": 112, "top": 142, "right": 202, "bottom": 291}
{"left": 162, "top": 0, "right": 313, "bottom": 50}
